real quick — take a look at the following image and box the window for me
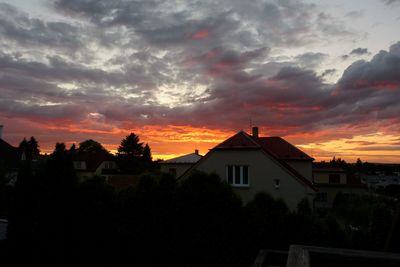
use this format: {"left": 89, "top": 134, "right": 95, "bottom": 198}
{"left": 104, "top": 162, "right": 114, "bottom": 169}
{"left": 226, "top": 165, "right": 249, "bottom": 186}
{"left": 329, "top": 174, "right": 340, "bottom": 184}
{"left": 274, "top": 179, "right": 280, "bottom": 189}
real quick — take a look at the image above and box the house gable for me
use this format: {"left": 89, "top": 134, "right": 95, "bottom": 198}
{"left": 180, "top": 131, "right": 317, "bottom": 209}
{"left": 192, "top": 148, "right": 314, "bottom": 210}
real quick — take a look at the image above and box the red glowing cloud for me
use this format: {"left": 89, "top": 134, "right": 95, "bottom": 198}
{"left": 191, "top": 30, "right": 209, "bottom": 40}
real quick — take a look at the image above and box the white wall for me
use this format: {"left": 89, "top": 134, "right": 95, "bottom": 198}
{"left": 313, "top": 172, "right": 347, "bottom": 184}
{"left": 286, "top": 160, "right": 313, "bottom": 182}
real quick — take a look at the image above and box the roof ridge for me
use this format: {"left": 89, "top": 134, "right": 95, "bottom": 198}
{"left": 241, "top": 131, "right": 262, "bottom": 147}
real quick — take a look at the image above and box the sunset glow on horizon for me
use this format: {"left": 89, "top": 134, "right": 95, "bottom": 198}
{"left": 1, "top": 0, "right": 400, "bottom": 163}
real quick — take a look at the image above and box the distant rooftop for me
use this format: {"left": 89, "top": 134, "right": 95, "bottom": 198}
{"left": 162, "top": 150, "right": 202, "bottom": 164}
{"left": 313, "top": 162, "right": 346, "bottom": 172}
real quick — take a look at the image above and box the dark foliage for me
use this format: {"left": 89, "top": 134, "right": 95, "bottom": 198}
{"left": 78, "top": 139, "right": 109, "bottom": 155}
{"left": 117, "top": 133, "right": 154, "bottom": 174}
{"left": 4, "top": 161, "right": 398, "bottom": 266}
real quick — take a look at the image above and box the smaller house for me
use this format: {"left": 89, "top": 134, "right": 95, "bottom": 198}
{"left": 72, "top": 153, "right": 118, "bottom": 181}
{"left": 160, "top": 150, "right": 202, "bottom": 178}
{"left": 313, "top": 162, "right": 366, "bottom": 208}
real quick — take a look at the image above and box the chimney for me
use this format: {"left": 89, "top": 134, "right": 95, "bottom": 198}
{"left": 195, "top": 149, "right": 199, "bottom": 155}
{"left": 0, "top": 125, "right": 3, "bottom": 140}
{"left": 252, "top": 126, "right": 259, "bottom": 138}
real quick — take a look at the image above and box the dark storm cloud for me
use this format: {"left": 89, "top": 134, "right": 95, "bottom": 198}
{"left": 350, "top": 48, "right": 369, "bottom": 56}
{"left": 321, "top": 69, "right": 336, "bottom": 77}
{"left": 2, "top": 0, "right": 398, "bottom": 139}
{"left": 341, "top": 48, "right": 370, "bottom": 60}
{"left": 53, "top": 0, "right": 350, "bottom": 49}
{"left": 382, "top": 0, "right": 400, "bottom": 5}
{"left": 338, "top": 42, "right": 400, "bottom": 90}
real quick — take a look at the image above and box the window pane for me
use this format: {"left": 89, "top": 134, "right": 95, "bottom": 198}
{"left": 235, "top": 166, "right": 241, "bottom": 184}
{"left": 242, "top": 166, "right": 248, "bottom": 185}
{"left": 227, "top": 165, "right": 233, "bottom": 184}
{"left": 274, "top": 179, "right": 280, "bottom": 189}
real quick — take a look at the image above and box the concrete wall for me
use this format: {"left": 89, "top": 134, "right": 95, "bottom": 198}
{"left": 286, "top": 160, "right": 313, "bottom": 182}
{"left": 313, "top": 172, "right": 347, "bottom": 184}
{"left": 161, "top": 163, "right": 193, "bottom": 178}
{"left": 192, "top": 149, "right": 314, "bottom": 211}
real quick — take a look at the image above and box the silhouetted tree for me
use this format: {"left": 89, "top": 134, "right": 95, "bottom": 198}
{"left": 117, "top": 133, "right": 151, "bottom": 173}
{"left": 78, "top": 139, "right": 109, "bottom": 155}
{"left": 142, "top": 143, "right": 152, "bottom": 162}
{"left": 245, "top": 193, "right": 290, "bottom": 250}
{"left": 118, "top": 133, "right": 143, "bottom": 158}
{"left": 175, "top": 171, "right": 246, "bottom": 267}
{"left": 18, "top": 136, "right": 40, "bottom": 161}
{"left": 28, "top": 136, "right": 40, "bottom": 156}
{"left": 68, "top": 143, "right": 76, "bottom": 155}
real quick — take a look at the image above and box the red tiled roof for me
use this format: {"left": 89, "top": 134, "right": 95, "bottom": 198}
{"left": 213, "top": 131, "right": 317, "bottom": 191}
{"left": 214, "top": 132, "right": 313, "bottom": 160}
{"left": 257, "top": 137, "right": 313, "bottom": 160}
{"left": 215, "top": 131, "right": 260, "bottom": 149}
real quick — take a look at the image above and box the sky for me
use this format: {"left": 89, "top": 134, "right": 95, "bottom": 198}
{"left": 1, "top": 0, "right": 400, "bottom": 162}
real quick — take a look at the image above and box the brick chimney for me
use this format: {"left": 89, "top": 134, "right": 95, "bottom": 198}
{"left": 252, "top": 126, "right": 259, "bottom": 138}
{"left": 0, "top": 125, "right": 3, "bottom": 140}
{"left": 195, "top": 149, "right": 199, "bottom": 155}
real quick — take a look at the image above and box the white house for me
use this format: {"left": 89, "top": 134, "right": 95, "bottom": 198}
{"left": 313, "top": 162, "right": 367, "bottom": 208}
{"left": 182, "top": 127, "right": 317, "bottom": 210}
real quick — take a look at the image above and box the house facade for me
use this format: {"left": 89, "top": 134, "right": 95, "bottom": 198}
{"left": 182, "top": 127, "right": 317, "bottom": 210}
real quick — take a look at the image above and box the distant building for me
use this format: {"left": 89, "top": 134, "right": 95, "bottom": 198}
{"left": 361, "top": 173, "right": 400, "bottom": 189}
{"left": 0, "top": 126, "right": 23, "bottom": 185}
{"left": 313, "top": 162, "right": 367, "bottom": 208}
{"left": 160, "top": 150, "right": 202, "bottom": 178}
{"left": 181, "top": 127, "right": 317, "bottom": 210}
{"left": 72, "top": 153, "right": 118, "bottom": 181}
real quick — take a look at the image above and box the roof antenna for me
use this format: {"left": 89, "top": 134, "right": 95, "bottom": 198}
{"left": 249, "top": 118, "right": 252, "bottom": 134}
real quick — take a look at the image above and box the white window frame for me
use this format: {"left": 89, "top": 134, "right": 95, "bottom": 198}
{"left": 274, "top": 179, "right": 280, "bottom": 189}
{"left": 226, "top": 165, "right": 250, "bottom": 187}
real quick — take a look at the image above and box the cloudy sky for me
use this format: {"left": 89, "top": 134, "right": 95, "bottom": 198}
{"left": 1, "top": 0, "right": 400, "bottom": 162}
